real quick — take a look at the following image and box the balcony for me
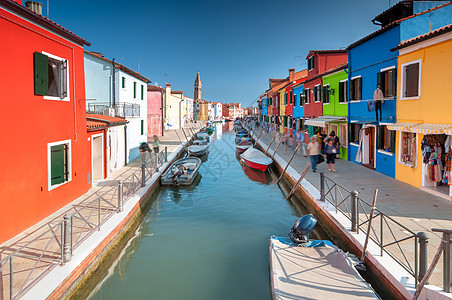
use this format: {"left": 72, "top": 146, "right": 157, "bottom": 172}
{"left": 87, "top": 102, "right": 141, "bottom": 118}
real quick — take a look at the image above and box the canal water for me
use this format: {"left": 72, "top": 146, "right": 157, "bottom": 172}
{"left": 86, "top": 124, "right": 315, "bottom": 300}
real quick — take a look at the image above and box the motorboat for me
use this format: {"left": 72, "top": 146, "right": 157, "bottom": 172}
{"left": 193, "top": 139, "right": 208, "bottom": 145}
{"left": 270, "top": 215, "right": 379, "bottom": 300}
{"left": 235, "top": 136, "right": 253, "bottom": 144}
{"left": 235, "top": 140, "right": 253, "bottom": 154}
{"left": 206, "top": 126, "right": 214, "bottom": 135}
{"left": 187, "top": 144, "right": 209, "bottom": 156}
{"left": 196, "top": 132, "right": 210, "bottom": 142}
{"left": 161, "top": 157, "right": 202, "bottom": 186}
{"left": 240, "top": 148, "right": 272, "bottom": 172}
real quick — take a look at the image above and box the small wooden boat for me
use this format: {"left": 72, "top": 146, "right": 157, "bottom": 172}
{"left": 236, "top": 140, "right": 253, "bottom": 154}
{"left": 193, "top": 139, "right": 208, "bottom": 145}
{"left": 187, "top": 144, "right": 209, "bottom": 156}
{"left": 161, "top": 157, "right": 202, "bottom": 186}
{"left": 270, "top": 215, "right": 379, "bottom": 300}
{"left": 240, "top": 148, "right": 272, "bottom": 172}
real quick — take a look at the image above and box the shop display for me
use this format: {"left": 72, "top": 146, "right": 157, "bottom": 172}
{"left": 422, "top": 134, "right": 451, "bottom": 185}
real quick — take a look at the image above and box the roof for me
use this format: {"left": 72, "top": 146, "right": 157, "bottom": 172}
{"left": 392, "top": 23, "right": 452, "bottom": 50}
{"left": 348, "top": 1, "right": 452, "bottom": 50}
{"left": 372, "top": 0, "right": 413, "bottom": 26}
{"left": 87, "top": 114, "right": 128, "bottom": 131}
{"left": 306, "top": 50, "right": 347, "bottom": 59}
{"left": 86, "top": 51, "right": 151, "bottom": 83}
{"left": 147, "top": 85, "right": 164, "bottom": 92}
{"left": 1, "top": 0, "right": 90, "bottom": 46}
{"left": 171, "top": 91, "right": 183, "bottom": 94}
{"left": 300, "top": 63, "right": 348, "bottom": 85}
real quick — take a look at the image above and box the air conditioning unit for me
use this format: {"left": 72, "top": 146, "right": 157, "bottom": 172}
{"left": 103, "top": 108, "right": 115, "bottom": 116}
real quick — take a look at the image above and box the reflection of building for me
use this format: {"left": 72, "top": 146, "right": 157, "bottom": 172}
{"left": 196, "top": 99, "right": 210, "bottom": 121}
{"left": 212, "top": 102, "right": 223, "bottom": 120}
{"left": 225, "top": 103, "right": 244, "bottom": 119}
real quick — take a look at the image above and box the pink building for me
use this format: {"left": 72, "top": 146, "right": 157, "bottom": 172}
{"left": 147, "top": 85, "right": 164, "bottom": 137}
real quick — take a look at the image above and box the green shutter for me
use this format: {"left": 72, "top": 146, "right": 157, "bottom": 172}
{"left": 134, "top": 82, "right": 137, "bottom": 98}
{"left": 141, "top": 120, "right": 144, "bottom": 135}
{"left": 51, "top": 144, "right": 65, "bottom": 185}
{"left": 34, "top": 52, "right": 48, "bottom": 96}
{"left": 141, "top": 85, "right": 144, "bottom": 100}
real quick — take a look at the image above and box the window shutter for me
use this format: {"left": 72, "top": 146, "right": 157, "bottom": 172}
{"left": 349, "top": 80, "right": 354, "bottom": 100}
{"left": 141, "top": 85, "right": 144, "bottom": 100}
{"left": 377, "top": 72, "right": 382, "bottom": 90}
{"left": 34, "top": 52, "right": 48, "bottom": 96}
{"left": 339, "top": 82, "right": 344, "bottom": 102}
{"left": 293, "top": 94, "right": 297, "bottom": 106}
{"left": 61, "top": 60, "right": 68, "bottom": 98}
{"left": 141, "top": 120, "right": 144, "bottom": 135}
{"left": 390, "top": 130, "right": 396, "bottom": 153}
{"left": 376, "top": 126, "right": 383, "bottom": 150}
{"left": 358, "top": 78, "right": 362, "bottom": 100}
{"left": 391, "top": 68, "right": 397, "bottom": 97}
{"left": 51, "top": 144, "right": 65, "bottom": 185}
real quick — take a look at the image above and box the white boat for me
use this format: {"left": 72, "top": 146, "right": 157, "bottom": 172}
{"left": 270, "top": 215, "right": 379, "bottom": 300}
{"left": 187, "top": 144, "right": 209, "bottom": 156}
{"left": 161, "top": 157, "right": 202, "bottom": 186}
{"left": 235, "top": 140, "right": 253, "bottom": 154}
{"left": 240, "top": 148, "right": 272, "bottom": 172}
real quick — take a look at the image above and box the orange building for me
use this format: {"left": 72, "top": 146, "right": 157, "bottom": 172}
{"left": 0, "top": 0, "right": 91, "bottom": 244}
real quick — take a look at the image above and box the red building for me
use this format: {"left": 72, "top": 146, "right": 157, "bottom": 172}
{"left": 147, "top": 85, "right": 164, "bottom": 137}
{"left": 0, "top": 0, "right": 91, "bottom": 244}
{"left": 303, "top": 50, "right": 348, "bottom": 121}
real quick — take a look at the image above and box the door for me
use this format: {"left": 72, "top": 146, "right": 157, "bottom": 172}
{"left": 362, "top": 127, "right": 375, "bottom": 169}
{"left": 92, "top": 135, "right": 103, "bottom": 180}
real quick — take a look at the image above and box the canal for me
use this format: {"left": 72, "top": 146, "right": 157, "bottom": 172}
{"left": 84, "top": 124, "right": 320, "bottom": 300}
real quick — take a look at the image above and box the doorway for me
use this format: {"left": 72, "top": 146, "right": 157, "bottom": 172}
{"left": 92, "top": 134, "right": 104, "bottom": 181}
{"left": 362, "top": 126, "right": 375, "bottom": 169}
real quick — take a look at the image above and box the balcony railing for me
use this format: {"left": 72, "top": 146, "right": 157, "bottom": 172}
{"left": 87, "top": 102, "right": 141, "bottom": 118}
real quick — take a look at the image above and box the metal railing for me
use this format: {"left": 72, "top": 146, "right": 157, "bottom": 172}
{"left": 87, "top": 102, "right": 141, "bottom": 118}
{"left": 0, "top": 147, "right": 168, "bottom": 300}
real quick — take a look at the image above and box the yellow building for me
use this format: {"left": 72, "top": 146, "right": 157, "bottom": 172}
{"left": 196, "top": 100, "right": 209, "bottom": 121}
{"left": 279, "top": 89, "right": 286, "bottom": 133}
{"left": 389, "top": 25, "right": 452, "bottom": 200}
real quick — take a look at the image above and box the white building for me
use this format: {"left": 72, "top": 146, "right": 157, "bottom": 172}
{"left": 207, "top": 102, "right": 215, "bottom": 121}
{"left": 164, "top": 84, "right": 189, "bottom": 129}
{"left": 212, "top": 102, "right": 223, "bottom": 120}
{"left": 183, "top": 95, "right": 194, "bottom": 122}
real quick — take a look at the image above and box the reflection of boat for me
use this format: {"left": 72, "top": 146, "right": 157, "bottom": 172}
{"left": 240, "top": 148, "right": 272, "bottom": 172}
{"left": 161, "top": 157, "right": 202, "bottom": 186}
{"left": 187, "top": 144, "right": 209, "bottom": 156}
{"left": 236, "top": 140, "right": 253, "bottom": 154}
{"left": 241, "top": 161, "right": 272, "bottom": 184}
{"left": 270, "top": 215, "right": 379, "bottom": 300}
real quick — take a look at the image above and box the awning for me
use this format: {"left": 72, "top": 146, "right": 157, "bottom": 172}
{"left": 410, "top": 123, "right": 452, "bottom": 134}
{"left": 305, "top": 116, "right": 347, "bottom": 127}
{"left": 445, "top": 129, "right": 452, "bottom": 135}
{"left": 386, "top": 122, "right": 419, "bottom": 131}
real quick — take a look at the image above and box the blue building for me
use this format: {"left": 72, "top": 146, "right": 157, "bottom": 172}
{"left": 291, "top": 82, "right": 305, "bottom": 131}
{"left": 346, "top": 0, "right": 449, "bottom": 178}
{"left": 261, "top": 94, "right": 268, "bottom": 122}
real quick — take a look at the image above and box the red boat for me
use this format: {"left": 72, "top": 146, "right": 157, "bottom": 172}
{"left": 240, "top": 148, "right": 273, "bottom": 172}
{"left": 236, "top": 140, "right": 253, "bottom": 154}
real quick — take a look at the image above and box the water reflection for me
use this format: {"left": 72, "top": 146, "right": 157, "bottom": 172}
{"left": 240, "top": 162, "right": 274, "bottom": 184}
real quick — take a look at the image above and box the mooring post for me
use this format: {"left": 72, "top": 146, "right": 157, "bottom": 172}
{"left": 265, "top": 134, "right": 277, "bottom": 155}
{"left": 417, "top": 232, "right": 430, "bottom": 284}
{"left": 320, "top": 171, "right": 325, "bottom": 202}
{"left": 165, "top": 147, "right": 168, "bottom": 162}
{"left": 141, "top": 162, "right": 146, "bottom": 187}
{"left": 255, "top": 127, "right": 264, "bottom": 144}
{"left": 271, "top": 135, "right": 284, "bottom": 160}
{"left": 118, "top": 180, "right": 124, "bottom": 212}
{"left": 286, "top": 163, "right": 311, "bottom": 200}
{"left": 351, "top": 190, "right": 359, "bottom": 232}
{"left": 62, "top": 214, "right": 72, "bottom": 263}
{"left": 277, "top": 144, "right": 300, "bottom": 184}
{"left": 360, "top": 189, "right": 378, "bottom": 263}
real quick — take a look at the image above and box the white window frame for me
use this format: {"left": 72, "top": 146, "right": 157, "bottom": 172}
{"left": 314, "top": 84, "right": 321, "bottom": 103}
{"left": 42, "top": 51, "right": 70, "bottom": 102}
{"left": 400, "top": 59, "right": 422, "bottom": 100}
{"left": 47, "top": 139, "right": 72, "bottom": 191}
{"left": 323, "top": 84, "right": 330, "bottom": 105}
{"left": 349, "top": 75, "right": 362, "bottom": 102}
{"left": 339, "top": 79, "right": 348, "bottom": 104}
{"left": 397, "top": 131, "right": 417, "bottom": 168}
{"left": 340, "top": 123, "right": 348, "bottom": 148}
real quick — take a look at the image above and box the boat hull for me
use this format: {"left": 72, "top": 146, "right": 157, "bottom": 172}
{"left": 240, "top": 157, "right": 269, "bottom": 172}
{"left": 236, "top": 145, "right": 252, "bottom": 154}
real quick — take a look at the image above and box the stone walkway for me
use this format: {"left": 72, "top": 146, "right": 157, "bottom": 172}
{"left": 0, "top": 124, "right": 202, "bottom": 300}
{"left": 250, "top": 124, "right": 452, "bottom": 289}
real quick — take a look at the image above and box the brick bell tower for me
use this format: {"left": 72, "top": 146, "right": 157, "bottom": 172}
{"left": 194, "top": 72, "right": 201, "bottom": 102}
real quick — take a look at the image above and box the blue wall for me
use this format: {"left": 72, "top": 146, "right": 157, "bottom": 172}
{"left": 262, "top": 97, "right": 268, "bottom": 116}
{"left": 84, "top": 53, "right": 113, "bottom": 105}
{"left": 375, "top": 151, "right": 395, "bottom": 178}
{"left": 292, "top": 84, "right": 304, "bottom": 121}
{"left": 348, "top": 25, "right": 400, "bottom": 124}
{"left": 402, "top": 3, "right": 452, "bottom": 41}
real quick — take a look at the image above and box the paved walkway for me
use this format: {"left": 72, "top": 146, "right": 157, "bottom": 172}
{"left": 0, "top": 124, "right": 202, "bottom": 299}
{"left": 250, "top": 124, "right": 452, "bottom": 289}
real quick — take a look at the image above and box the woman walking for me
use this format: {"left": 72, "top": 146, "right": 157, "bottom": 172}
{"left": 324, "top": 138, "right": 337, "bottom": 172}
{"left": 307, "top": 136, "right": 320, "bottom": 172}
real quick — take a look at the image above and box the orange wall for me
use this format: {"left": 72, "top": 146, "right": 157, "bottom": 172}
{"left": 0, "top": 9, "right": 91, "bottom": 244}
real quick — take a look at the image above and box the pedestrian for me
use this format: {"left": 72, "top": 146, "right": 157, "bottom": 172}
{"left": 282, "top": 132, "right": 289, "bottom": 152}
{"left": 329, "top": 131, "right": 340, "bottom": 158}
{"left": 288, "top": 134, "right": 296, "bottom": 152}
{"left": 295, "top": 128, "right": 307, "bottom": 156}
{"left": 152, "top": 135, "right": 160, "bottom": 157}
{"left": 307, "top": 136, "right": 320, "bottom": 172}
{"left": 319, "top": 129, "right": 327, "bottom": 154}
{"left": 324, "top": 138, "right": 337, "bottom": 172}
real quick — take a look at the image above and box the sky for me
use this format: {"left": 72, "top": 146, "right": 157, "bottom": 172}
{"left": 43, "top": 0, "right": 397, "bottom": 107}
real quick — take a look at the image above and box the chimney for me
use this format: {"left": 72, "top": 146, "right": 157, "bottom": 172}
{"left": 25, "top": 1, "right": 43, "bottom": 15}
{"left": 288, "top": 69, "right": 295, "bottom": 82}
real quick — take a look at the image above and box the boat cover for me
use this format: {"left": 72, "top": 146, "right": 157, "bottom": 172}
{"left": 241, "top": 148, "right": 272, "bottom": 165}
{"left": 270, "top": 236, "right": 379, "bottom": 300}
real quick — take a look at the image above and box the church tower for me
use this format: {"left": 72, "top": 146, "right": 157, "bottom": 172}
{"left": 194, "top": 72, "right": 201, "bottom": 101}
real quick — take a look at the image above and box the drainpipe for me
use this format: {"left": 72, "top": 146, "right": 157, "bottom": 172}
{"left": 161, "top": 91, "right": 164, "bottom": 136}
{"left": 124, "top": 124, "right": 128, "bottom": 166}
{"left": 112, "top": 58, "right": 116, "bottom": 109}
{"left": 346, "top": 53, "right": 352, "bottom": 162}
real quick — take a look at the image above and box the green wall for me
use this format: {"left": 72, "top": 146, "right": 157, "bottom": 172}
{"left": 322, "top": 70, "right": 348, "bottom": 117}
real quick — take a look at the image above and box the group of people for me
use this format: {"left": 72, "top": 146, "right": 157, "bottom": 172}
{"left": 307, "top": 130, "right": 340, "bottom": 173}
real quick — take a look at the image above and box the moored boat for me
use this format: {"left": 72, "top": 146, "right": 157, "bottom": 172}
{"left": 187, "top": 144, "right": 209, "bottom": 156}
{"left": 161, "top": 157, "right": 202, "bottom": 186}
{"left": 240, "top": 148, "right": 272, "bottom": 172}
{"left": 270, "top": 215, "right": 379, "bottom": 300}
{"left": 236, "top": 140, "right": 253, "bottom": 154}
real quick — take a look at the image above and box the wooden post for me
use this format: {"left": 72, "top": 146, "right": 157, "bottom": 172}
{"left": 360, "top": 189, "right": 379, "bottom": 262}
{"left": 265, "top": 134, "right": 277, "bottom": 155}
{"left": 181, "top": 127, "right": 190, "bottom": 144}
{"left": 277, "top": 144, "right": 300, "bottom": 184}
{"left": 286, "top": 163, "right": 311, "bottom": 200}
{"left": 175, "top": 130, "right": 186, "bottom": 150}
{"left": 271, "top": 135, "right": 284, "bottom": 160}
{"left": 254, "top": 127, "right": 264, "bottom": 144}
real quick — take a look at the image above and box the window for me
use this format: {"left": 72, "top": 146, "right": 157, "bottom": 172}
{"left": 339, "top": 80, "right": 348, "bottom": 103}
{"left": 349, "top": 124, "right": 362, "bottom": 144}
{"left": 377, "top": 68, "right": 396, "bottom": 98}
{"left": 48, "top": 140, "right": 71, "bottom": 190}
{"left": 289, "top": 91, "right": 293, "bottom": 104}
{"left": 314, "top": 85, "right": 321, "bottom": 102}
{"left": 304, "top": 89, "right": 310, "bottom": 104}
{"left": 340, "top": 124, "right": 347, "bottom": 148}
{"left": 34, "top": 52, "right": 68, "bottom": 100}
{"left": 399, "top": 132, "right": 416, "bottom": 166}
{"left": 349, "top": 77, "right": 362, "bottom": 101}
{"left": 322, "top": 85, "right": 330, "bottom": 104}
{"left": 283, "top": 116, "right": 288, "bottom": 127}
{"left": 308, "top": 56, "right": 315, "bottom": 70}
{"left": 376, "top": 125, "right": 395, "bottom": 152}
{"left": 284, "top": 93, "right": 287, "bottom": 105}
{"left": 299, "top": 92, "right": 305, "bottom": 106}
{"left": 293, "top": 93, "right": 297, "bottom": 106}
{"left": 401, "top": 60, "right": 421, "bottom": 99}
{"left": 122, "top": 77, "right": 126, "bottom": 89}
{"left": 133, "top": 82, "right": 137, "bottom": 98}
{"left": 141, "top": 85, "right": 144, "bottom": 100}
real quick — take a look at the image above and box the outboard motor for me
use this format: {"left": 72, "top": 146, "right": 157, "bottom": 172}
{"left": 289, "top": 214, "right": 317, "bottom": 244}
